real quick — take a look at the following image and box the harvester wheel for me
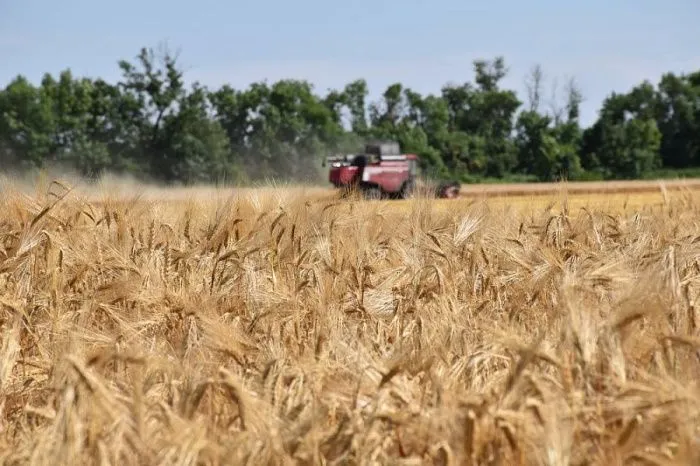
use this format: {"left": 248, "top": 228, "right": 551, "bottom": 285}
{"left": 437, "top": 181, "right": 460, "bottom": 199}
{"left": 400, "top": 179, "right": 416, "bottom": 199}
{"left": 362, "top": 186, "right": 382, "bottom": 200}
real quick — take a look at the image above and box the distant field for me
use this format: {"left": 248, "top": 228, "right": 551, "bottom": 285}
{"left": 13, "top": 176, "right": 696, "bottom": 210}
{"left": 6, "top": 174, "right": 698, "bottom": 199}
{"left": 54, "top": 177, "right": 700, "bottom": 216}
{"left": 413, "top": 190, "right": 697, "bottom": 214}
{"left": 458, "top": 178, "right": 700, "bottom": 197}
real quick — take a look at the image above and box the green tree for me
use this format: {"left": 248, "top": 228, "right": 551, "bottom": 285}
{"left": 0, "top": 76, "right": 55, "bottom": 169}
{"left": 439, "top": 57, "right": 521, "bottom": 178}
{"left": 582, "top": 84, "right": 662, "bottom": 179}
{"left": 656, "top": 71, "right": 700, "bottom": 168}
{"left": 0, "top": 43, "right": 698, "bottom": 185}
{"left": 515, "top": 70, "right": 584, "bottom": 181}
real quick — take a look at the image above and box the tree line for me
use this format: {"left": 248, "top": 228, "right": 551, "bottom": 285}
{"left": 1, "top": 45, "right": 699, "bottom": 185}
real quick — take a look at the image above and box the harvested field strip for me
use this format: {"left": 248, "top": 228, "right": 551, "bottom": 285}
{"left": 456, "top": 178, "right": 700, "bottom": 197}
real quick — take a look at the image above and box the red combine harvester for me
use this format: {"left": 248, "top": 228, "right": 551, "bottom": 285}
{"left": 324, "top": 141, "right": 460, "bottom": 200}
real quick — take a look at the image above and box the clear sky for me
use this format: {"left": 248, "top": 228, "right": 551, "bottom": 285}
{"left": 1, "top": 0, "right": 698, "bottom": 127}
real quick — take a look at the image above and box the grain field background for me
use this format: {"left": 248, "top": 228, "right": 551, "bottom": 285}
{"left": 1, "top": 176, "right": 700, "bottom": 465}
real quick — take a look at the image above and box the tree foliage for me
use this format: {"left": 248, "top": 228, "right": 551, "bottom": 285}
{"left": 1, "top": 45, "right": 699, "bottom": 184}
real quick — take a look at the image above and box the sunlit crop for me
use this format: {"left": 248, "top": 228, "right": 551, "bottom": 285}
{"left": 1, "top": 178, "right": 700, "bottom": 465}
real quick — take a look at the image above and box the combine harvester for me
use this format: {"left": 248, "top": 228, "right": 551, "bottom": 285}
{"left": 323, "top": 140, "right": 460, "bottom": 200}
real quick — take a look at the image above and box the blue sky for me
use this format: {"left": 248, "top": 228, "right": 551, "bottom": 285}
{"left": 1, "top": 0, "right": 698, "bottom": 127}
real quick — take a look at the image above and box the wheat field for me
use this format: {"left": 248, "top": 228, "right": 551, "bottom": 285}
{"left": 1, "top": 178, "right": 700, "bottom": 466}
